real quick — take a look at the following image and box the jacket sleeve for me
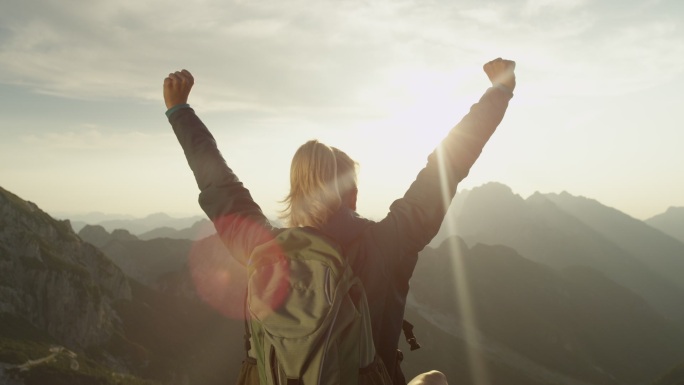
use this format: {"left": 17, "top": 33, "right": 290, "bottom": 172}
{"left": 168, "top": 107, "right": 275, "bottom": 264}
{"left": 370, "top": 86, "right": 512, "bottom": 258}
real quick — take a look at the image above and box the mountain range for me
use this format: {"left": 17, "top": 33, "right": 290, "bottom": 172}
{"left": 431, "top": 182, "right": 684, "bottom": 321}
{"left": 2, "top": 183, "right": 684, "bottom": 384}
{"left": 65, "top": 212, "right": 208, "bottom": 236}
{"left": 407, "top": 237, "right": 684, "bottom": 384}
{"left": 0, "top": 186, "right": 243, "bottom": 385}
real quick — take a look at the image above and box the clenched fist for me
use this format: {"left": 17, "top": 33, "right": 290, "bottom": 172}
{"left": 164, "top": 69, "right": 194, "bottom": 109}
{"left": 483, "top": 58, "right": 516, "bottom": 92}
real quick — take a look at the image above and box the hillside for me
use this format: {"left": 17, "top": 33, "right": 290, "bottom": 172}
{"left": 544, "top": 192, "right": 684, "bottom": 293}
{"left": 78, "top": 225, "right": 248, "bottom": 317}
{"left": 646, "top": 206, "right": 684, "bottom": 244}
{"left": 651, "top": 361, "right": 684, "bottom": 385}
{"left": 0, "top": 186, "right": 131, "bottom": 350}
{"left": 409, "top": 237, "right": 684, "bottom": 384}
{"left": 0, "top": 186, "right": 245, "bottom": 384}
{"left": 137, "top": 219, "right": 215, "bottom": 240}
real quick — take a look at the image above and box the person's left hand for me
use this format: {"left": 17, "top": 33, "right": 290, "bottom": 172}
{"left": 164, "top": 69, "right": 194, "bottom": 109}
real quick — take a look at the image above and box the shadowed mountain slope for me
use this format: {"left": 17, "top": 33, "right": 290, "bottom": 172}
{"left": 0, "top": 186, "right": 245, "bottom": 384}
{"left": 410, "top": 237, "right": 684, "bottom": 385}
{"left": 544, "top": 192, "right": 684, "bottom": 293}
{"left": 646, "top": 206, "right": 684, "bottom": 244}
{"left": 451, "top": 183, "right": 684, "bottom": 319}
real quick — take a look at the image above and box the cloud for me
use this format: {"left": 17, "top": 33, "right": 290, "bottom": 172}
{"left": 20, "top": 125, "right": 172, "bottom": 151}
{"left": 0, "top": 1, "right": 406, "bottom": 116}
{"left": 460, "top": 5, "right": 508, "bottom": 25}
{"left": 0, "top": 0, "right": 682, "bottom": 113}
{"left": 459, "top": 0, "right": 684, "bottom": 97}
{"left": 523, "top": 0, "right": 588, "bottom": 17}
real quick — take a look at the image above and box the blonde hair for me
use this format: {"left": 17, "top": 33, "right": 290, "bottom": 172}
{"left": 281, "top": 140, "right": 358, "bottom": 228}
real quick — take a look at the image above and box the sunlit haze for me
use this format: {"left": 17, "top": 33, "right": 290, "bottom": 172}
{"left": 1, "top": 0, "right": 683, "bottom": 221}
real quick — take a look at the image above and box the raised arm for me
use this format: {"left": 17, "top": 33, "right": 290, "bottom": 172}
{"left": 372, "top": 58, "right": 516, "bottom": 257}
{"left": 164, "top": 70, "right": 275, "bottom": 264}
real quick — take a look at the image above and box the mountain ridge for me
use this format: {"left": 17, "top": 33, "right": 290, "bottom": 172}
{"left": 3, "top": 183, "right": 684, "bottom": 384}
{"left": 66, "top": 212, "right": 206, "bottom": 234}
{"left": 447, "top": 182, "right": 684, "bottom": 320}
{"left": 543, "top": 192, "right": 684, "bottom": 293}
{"left": 0, "top": 185, "right": 131, "bottom": 350}
{"left": 646, "top": 206, "right": 684, "bottom": 244}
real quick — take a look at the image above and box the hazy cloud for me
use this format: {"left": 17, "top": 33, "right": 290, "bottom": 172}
{"left": 20, "top": 125, "right": 172, "bottom": 151}
{"left": 523, "top": 0, "right": 588, "bottom": 17}
{"left": 0, "top": 0, "right": 682, "bottom": 111}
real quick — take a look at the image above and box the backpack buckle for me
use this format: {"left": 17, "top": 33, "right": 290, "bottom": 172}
{"left": 407, "top": 337, "right": 421, "bottom": 351}
{"left": 402, "top": 320, "right": 421, "bottom": 351}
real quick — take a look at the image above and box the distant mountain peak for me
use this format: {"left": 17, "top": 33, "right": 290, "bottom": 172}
{"left": 111, "top": 229, "right": 138, "bottom": 241}
{"left": 145, "top": 212, "right": 172, "bottom": 220}
{"left": 472, "top": 181, "right": 515, "bottom": 195}
{"left": 526, "top": 191, "right": 548, "bottom": 201}
{"left": 464, "top": 182, "right": 525, "bottom": 209}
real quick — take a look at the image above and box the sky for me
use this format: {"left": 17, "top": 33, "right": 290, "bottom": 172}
{"left": 1, "top": 0, "right": 683, "bottom": 222}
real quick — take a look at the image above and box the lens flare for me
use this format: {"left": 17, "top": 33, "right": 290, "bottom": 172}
{"left": 187, "top": 214, "right": 295, "bottom": 320}
{"left": 188, "top": 236, "right": 247, "bottom": 319}
{"left": 247, "top": 246, "right": 292, "bottom": 322}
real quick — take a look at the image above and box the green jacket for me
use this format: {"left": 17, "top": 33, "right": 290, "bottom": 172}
{"left": 168, "top": 85, "right": 512, "bottom": 383}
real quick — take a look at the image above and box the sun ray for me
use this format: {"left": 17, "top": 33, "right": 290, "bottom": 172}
{"left": 435, "top": 144, "right": 491, "bottom": 385}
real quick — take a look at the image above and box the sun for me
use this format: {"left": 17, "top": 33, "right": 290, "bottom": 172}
{"left": 306, "top": 65, "right": 500, "bottom": 219}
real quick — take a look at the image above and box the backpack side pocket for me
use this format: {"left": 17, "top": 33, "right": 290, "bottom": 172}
{"left": 236, "top": 357, "right": 259, "bottom": 385}
{"left": 359, "top": 355, "right": 393, "bottom": 385}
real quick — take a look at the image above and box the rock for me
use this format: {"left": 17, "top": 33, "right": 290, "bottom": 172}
{"left": 0, "top": 185, "right": 131, "bottom": 351}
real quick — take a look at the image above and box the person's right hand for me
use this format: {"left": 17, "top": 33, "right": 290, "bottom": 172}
{"left": 408, "top": 371, "right": 448, "bottom": 385}
{"left": 164, "top": 69, "right": 194, "bottom": 109}
{"left": 483, "top": 58, "right": 516, "bottom": 92}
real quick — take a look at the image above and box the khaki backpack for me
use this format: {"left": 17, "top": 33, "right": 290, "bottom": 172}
{"left": 238, "top": 227, "right": 392, "bottom": 385}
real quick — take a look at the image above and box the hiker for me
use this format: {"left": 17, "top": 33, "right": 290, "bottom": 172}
{"left": 164, "top": 58, "right": 515, "bottom": 384}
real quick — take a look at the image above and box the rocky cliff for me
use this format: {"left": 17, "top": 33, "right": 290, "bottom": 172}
{"left": 0, "top": 186, "right": 131, "bottom": 351}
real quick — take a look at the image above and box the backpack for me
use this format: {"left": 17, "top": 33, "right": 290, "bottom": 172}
{"left": 240, "top": 227, "right": 392, "bottom": 385}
